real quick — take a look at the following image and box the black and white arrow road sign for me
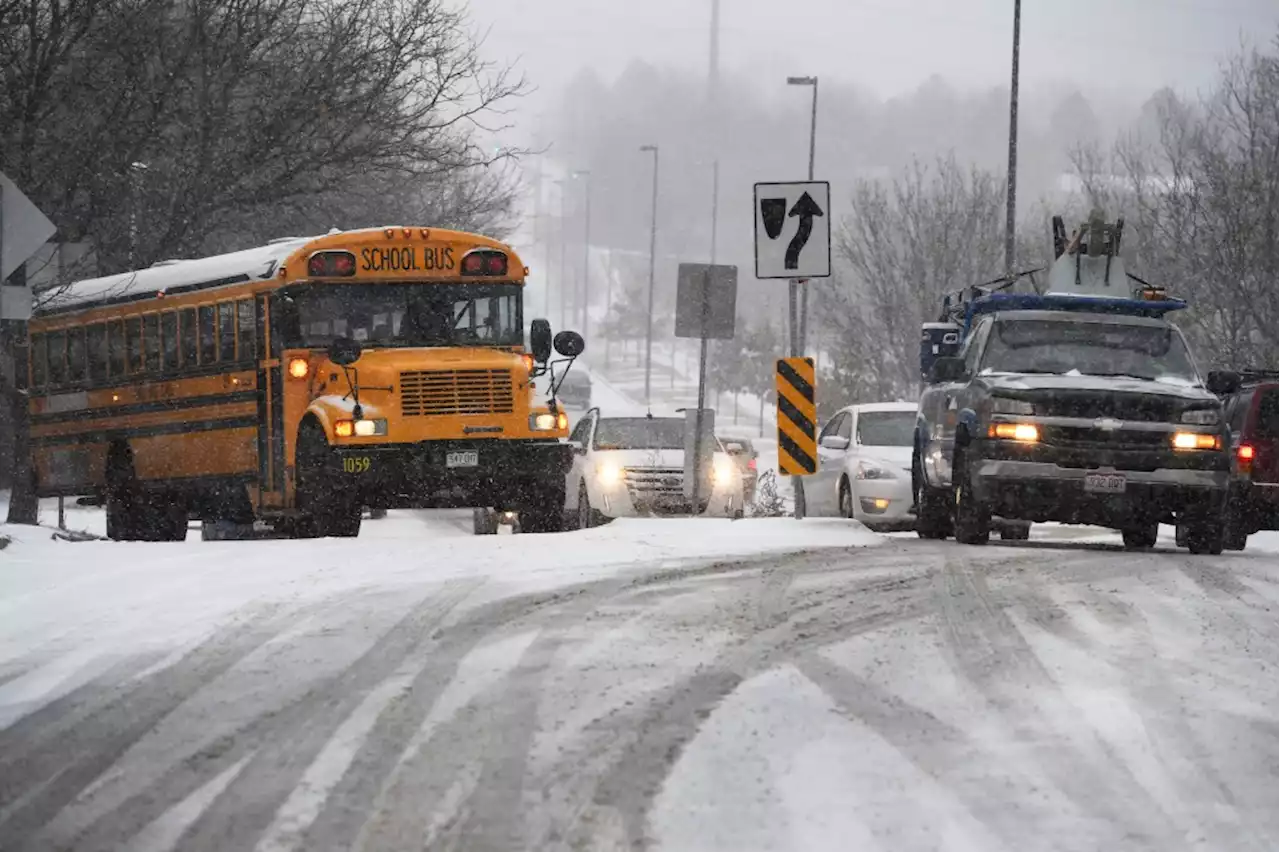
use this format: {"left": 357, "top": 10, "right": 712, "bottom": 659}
{"left": 753, "top": 181, "right": 831, "bottom": 280}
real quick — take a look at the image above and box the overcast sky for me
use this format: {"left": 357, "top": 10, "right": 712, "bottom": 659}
{"left": 465, "top": 0, "right": 1276, "bottom": 132}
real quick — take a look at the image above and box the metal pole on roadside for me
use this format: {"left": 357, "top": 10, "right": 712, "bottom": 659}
{"left": 786, "top": 74, "right": 818, "bottom": 520}
{"left": 1005, "top": 0, "right": 1021, "bottom": 276}
{"left": 553, "top": 179, "right": 568, "bottom": 330}
{"left": 690, "top": 160, "right": 719, "bottom": 516}
{"left": 575, "top": 170, "right": 592, "bottom": 342}
{"left": 640, "top": 145, "right": 660, "bottom": 409}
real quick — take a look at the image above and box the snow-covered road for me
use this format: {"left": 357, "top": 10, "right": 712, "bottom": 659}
{"left": 0, "top": 514, "right": 1275, "bottom": 852}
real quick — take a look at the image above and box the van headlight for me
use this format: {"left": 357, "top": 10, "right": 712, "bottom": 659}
{"left": 712, "top": 455, "right": 737, "bottom": 488}
{"left": 1180, "top": 408, "right": 1220, "bottom": 426}
{"left": 596, "top": 460, "right": 623, "bottom": 486}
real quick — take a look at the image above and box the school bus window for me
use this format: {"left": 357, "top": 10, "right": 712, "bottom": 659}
{"left": 88, "top": 324, "right": 108, "bottom": 383}
{"left": 67, "top": 327, "right": 87, "bottom": 383}
{"left": 108, "top": 320, "right": 126, "bottom": 376}
{"left": 161, "top": 312, "right": 178, "bottom": 370}
{"left": 218, "top": 302, "right": 235, "bottom": 362}
{"left": 47, "top": 330, "right": 67, "bottom": 385}
{"left": 237, "top": 299, "right": 255, "bottom": 359}
{"left": 199, "top": 305, "right": 216, "bottom": 364}
{"left": 181, "top": 308, "right": 197, "bottom": 368}
{"left": 125, "top": 317, "right": 143, "bottom": 373}
{"left": 30, "top": 334, "right": 47, "bottom": 388}
{"left": 143, "top": 314, "right": 161, "bottom": 373}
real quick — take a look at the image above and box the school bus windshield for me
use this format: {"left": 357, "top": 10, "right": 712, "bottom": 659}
{"left": 279, "top": 283, "right": 523, "bottom": 348}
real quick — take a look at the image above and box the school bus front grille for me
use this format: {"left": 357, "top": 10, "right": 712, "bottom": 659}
{"left": 399, "top": 369, "right": 515, "bottom": 416}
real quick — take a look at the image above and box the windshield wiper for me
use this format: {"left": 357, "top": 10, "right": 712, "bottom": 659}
{"left": 1082, "top": 371, "right": 1159, "bottom": 381}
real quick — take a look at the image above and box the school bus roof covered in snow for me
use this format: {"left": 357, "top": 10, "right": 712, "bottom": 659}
{"left": 37, "top": 228, "right": 522, "bottom": 316}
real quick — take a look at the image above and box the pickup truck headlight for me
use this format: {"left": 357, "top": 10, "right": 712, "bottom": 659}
{"left": 1180, "top": 408, "right": 1220, "bottom": 426}
{"left": 856, "top": 460, "right": 896, "bottom": 480}
{"left": 991, "top": 397, "right": 1035, "bottom": 415}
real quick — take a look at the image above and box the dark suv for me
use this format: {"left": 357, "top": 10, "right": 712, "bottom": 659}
{"left": 1222, "top": 372, "right": 1278, "bottom": 549}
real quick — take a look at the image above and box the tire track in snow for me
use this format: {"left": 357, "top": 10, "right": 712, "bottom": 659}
{"left": 55, "top": 579, "right": 484, "bottom": 852}
{"left": 0, "top": 607, "right": 301, "bottom": 849}
{"left": 932, "top": 554, "right": 1193, "bottom": 851}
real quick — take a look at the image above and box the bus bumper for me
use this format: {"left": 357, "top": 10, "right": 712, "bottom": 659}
{"left": 326, "top": 439, "right": 573, "bottom": 509}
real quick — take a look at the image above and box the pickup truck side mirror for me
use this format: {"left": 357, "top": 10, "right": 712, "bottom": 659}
{"left": 928, "top": 356, "right": 967, "bottom": 384}
{"left": 1205, "top": 370, "right": 1241, "bottom": 396}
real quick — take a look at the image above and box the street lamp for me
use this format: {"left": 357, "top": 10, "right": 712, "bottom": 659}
{"left": 640, "top": 145, "right": 659, "bottom": 407}
{"left": 786, "top": 76, "right": 817, "bottom": 356}
{"left": 1005, "top": 0, "right": 1022, "bottom": 276}
{"left": 572, "top": 170, "right": 591, "bottom": 339}
{"left": 552, "top": 178, "right": 569, "bottom": 330}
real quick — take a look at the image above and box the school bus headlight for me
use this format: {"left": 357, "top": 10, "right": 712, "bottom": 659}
{"left": 288, "top": 357, "right": 310, "bottom": 379}
{"left": 530, "top": 413, "right": 557, "bottom": 431}
{"left": 354, "top": 418, "right": 387, "bottom": 437}
{"left": 334, "top": 419, "right": 354, "bottom": 438}
{"left": 1172, "top": 431, "right": 1219, "bottom": 450}
{"left": 988, "top": 422, "right": 1040, "bottom": 442}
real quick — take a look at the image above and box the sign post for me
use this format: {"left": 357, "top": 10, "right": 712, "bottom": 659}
{"left": 753, "top": 180, "right": 831, "bottom": 519}
{"left": 675, "top": 261, "right": 737, "bottom": 515}
{"left": 1, "top": 172, "right": 56, "bottom": 525}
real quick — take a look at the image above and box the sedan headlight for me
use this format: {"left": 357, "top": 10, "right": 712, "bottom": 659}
{"left": 1180, "top": 408, "right": 1220, "bottom": 426}
{"left": 991, "top": 397, "right": 1035, "bottom": 415}
{"left": 855, "top": 460, "right": 897, "bottom": 480}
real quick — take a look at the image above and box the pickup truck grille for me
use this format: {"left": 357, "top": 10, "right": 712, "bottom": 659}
{"left": 1033, "top": 392, "right": 1178, "bottom": 423}
{"left": 1041, "top": 425, "right": 1173, "bottom": 449}
{"left": 400, "top": 369, "right": 514, "bottom": 416}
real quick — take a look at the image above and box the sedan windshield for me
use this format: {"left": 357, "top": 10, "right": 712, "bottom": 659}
{"left": 857, "top": 411, "right": 915, "bottom": 447}
{"left": 279, "top": 283, "right": 522, "bottom": 348}
{"left": 980, "top": 318, "right": 1200, "bottom": 385}
{"left": 593, "top": 418, "right": 686, "bottom": 450}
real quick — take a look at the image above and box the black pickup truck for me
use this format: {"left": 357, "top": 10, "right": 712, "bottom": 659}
{"left": 914, "top": 300, "right": 1239, "bottom": 554}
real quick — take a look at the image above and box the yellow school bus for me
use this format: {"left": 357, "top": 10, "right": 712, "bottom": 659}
{"left": 27, "top": 227, "right": 584, "bottom": 540}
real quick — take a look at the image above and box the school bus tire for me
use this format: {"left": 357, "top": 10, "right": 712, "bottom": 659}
{"left": 518, "top": 479, "right": 568, "bottom": 534}
{"left": 294, "top": 421, "right": 362, "bottom": 539}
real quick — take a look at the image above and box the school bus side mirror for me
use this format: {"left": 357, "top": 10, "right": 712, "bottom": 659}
{"left": 554, "top": 330, "right": 585, "bottom": 358}
{"left": 327, "top": 336, "right": 363, "bottom": 366}
{"left": 530, "top": 318, "right": 553, "bottom": 363}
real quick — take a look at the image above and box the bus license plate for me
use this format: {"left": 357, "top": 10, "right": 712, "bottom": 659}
{"left": 1084, "top": 472, "right": 1126, "bottom": 494}
{"left": 446, "top": 451, "right": 479, "bottom": 469}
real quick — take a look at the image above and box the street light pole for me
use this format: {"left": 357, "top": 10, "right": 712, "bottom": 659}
{"left": 573, "top": 170, "right": 592, "bottom": 341}
{"left": 640, "top": 145, "right": 659, "bottom": 408}
{"left": 785, "top": 75, "right": 817, "bottom": 521}
{"left": 786, "top": 76, "right": 817, "bottom": 352}
{"left": 1005, "top": 0, "right": 1021, "bottom": 276}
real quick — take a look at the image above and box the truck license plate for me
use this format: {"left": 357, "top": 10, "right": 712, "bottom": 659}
{"left": 446, "top": 451, "right": 479, "bottom": 468}
{"left": 1084, "top": 472, "right": 1126, "bottom": 494}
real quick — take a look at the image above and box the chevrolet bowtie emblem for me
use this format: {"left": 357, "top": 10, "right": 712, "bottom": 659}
{"left": 1094, "top": 418, "right": 1124, "bottom": 431}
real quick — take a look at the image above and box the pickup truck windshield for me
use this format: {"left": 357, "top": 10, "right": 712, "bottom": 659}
{"left": 979, "top": 318, "right": 1200, "bottom": 385}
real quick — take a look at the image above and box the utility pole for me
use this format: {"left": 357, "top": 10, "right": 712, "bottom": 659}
{"left": 553, "top": 179, "right": 569, "bottom": 330}
{"left": 1005, "top": 0, "right": 1021, "bottom": 276}
{"left": 786, "top": 74, "right": 818, "bottom": 520}
{"left": 640, "top": 145, "right": 660, "bottom": 408}
{"left": 575, "top": 170, "right": 592, "bottom": 339}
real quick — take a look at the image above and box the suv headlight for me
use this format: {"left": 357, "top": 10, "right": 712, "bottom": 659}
{"left": 1180, "top": 408, "right": 1220, "bottom": 426}
{"left": 991, "top": 397, "right": 1035, "bottom": 415}
{"left": 855, "top": 460, "right": 896, "bottom": 480}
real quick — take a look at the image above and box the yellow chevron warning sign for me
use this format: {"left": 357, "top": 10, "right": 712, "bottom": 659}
{"left": 775, "top": 357, "right": 817, "bottom": 475}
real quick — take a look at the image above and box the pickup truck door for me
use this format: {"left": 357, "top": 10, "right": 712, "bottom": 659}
{"left": 921, "top": 318, "right": 992, "bottom": 488}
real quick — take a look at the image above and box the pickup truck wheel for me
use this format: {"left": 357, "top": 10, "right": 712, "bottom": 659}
{"left": 951, "top": 447, "right": 990, "bottom": 545}
{"left": 1183, "top": 515, "right": 1225, "bottom": 556}
{"left": 1121, "top": 522, "right": 1159, "bottom": 550}
{"left": 913, "top": 448, "right": 951, "bottom": 540}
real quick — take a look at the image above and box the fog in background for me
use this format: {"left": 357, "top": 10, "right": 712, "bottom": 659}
{"left": 461, "top": 0, "right": 1275, "bottom": 338}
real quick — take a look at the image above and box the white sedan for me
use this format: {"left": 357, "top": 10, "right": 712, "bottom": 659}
{"left": 564, "top": 412, "right": 744, "bottom": 528}
{"left": 807, "top": 402, "right": 918, "bottom": 531}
